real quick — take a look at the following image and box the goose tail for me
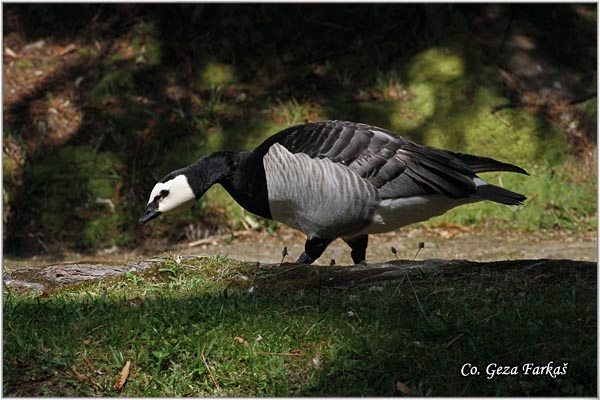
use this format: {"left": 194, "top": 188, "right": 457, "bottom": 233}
{"left": 452, "top": 151, "right": 528, "bottom": 205}
{"left": 475, "top": 181, "right": 527, "bottom": 205}
{"left": 451, "top": 152, "right": 530, "bottom": 175}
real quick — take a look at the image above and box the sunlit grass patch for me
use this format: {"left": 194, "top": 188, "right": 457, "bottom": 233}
{"left": 197, "top": 61, "right": 238, "bottom": 89}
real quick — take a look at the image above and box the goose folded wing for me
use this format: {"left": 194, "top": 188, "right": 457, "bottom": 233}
{"left": 257, "top": 121, "right": 525, "bottom": 204}
{"left": 276, "top": 122, "right": 374, "bottom": 163}
{"left": 265, "top": 121, "right": 388, "bottom": 161}
{"left": 260, "top": 121, "right": 345, "bottom": 159}
{"left": 378, "top": 143, "right": 479, "bottom": 199}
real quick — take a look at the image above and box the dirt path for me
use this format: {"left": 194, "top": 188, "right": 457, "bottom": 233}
{"left": 4, "top": 228, "right": 596, "bottom": 272}
{"left": 161, "top": 227, "right": 597, "bottom": 265}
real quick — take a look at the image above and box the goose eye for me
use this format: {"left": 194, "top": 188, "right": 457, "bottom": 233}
{"left": 153, "top": 189, "right": 170, "bottom": 203}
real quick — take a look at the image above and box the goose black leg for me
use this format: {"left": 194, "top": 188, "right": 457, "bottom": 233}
{"left": 297, "top": 237, "right": 333, "bottom": 264}
{"left": 343, "top": 235, "right": 369, "bottom": 264}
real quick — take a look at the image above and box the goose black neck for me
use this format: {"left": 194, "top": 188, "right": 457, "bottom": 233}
{"left": 187, "top": 151, "right": 272, "bottom": 220}
{"left": 183, "top": 152, "right": 236, "bottom": 199}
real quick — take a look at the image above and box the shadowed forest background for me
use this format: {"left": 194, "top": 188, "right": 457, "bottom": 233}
{"left": 3, "top": 3, "right": 596, "bottom": 257}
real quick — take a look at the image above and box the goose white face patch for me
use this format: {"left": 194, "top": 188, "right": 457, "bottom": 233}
{"left": 148, "top": 174, "right": 196, "bottom": 214}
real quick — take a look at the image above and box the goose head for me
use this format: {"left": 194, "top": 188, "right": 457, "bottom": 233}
{"left": 139, "top": 173, "right": 196, "bottom": 225}
{"left": 139, "top": 152, "right": 236, "bottom": 225}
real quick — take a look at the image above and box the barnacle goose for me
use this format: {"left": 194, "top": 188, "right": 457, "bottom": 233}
{"left": 140, "top": 120, "right": 528, "bottom": 264}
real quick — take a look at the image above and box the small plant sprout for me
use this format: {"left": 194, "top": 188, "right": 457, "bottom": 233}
{"left": 280, "top": 246, "right": 288, "bottom": 264}
{"left": 412, "top": 242, "right": 425, "bottom": 261}
{"left": 391, "top": 246, "right": 399, "bottom": 260}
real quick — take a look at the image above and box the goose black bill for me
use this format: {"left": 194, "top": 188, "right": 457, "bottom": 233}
{"left": 139, "top": 204, "right": 161, "bottom": 225}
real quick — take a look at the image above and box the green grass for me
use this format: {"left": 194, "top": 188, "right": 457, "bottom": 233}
{"left": 4, "top": 256, "right": 596, "bottom": 396}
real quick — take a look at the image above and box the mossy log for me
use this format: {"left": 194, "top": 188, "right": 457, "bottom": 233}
{"left": 4, "top": 257, "right": 594, "bottom": 294}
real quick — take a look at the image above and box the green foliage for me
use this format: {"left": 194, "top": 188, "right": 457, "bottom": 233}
{"left": 89, "top": 68, "right": 135, "bottom": 104}
{"left": 130, "top": 19, "right": 162, "bottom": 66}
{"left": 23, "top": 145, "right": 127, "bottom": 248}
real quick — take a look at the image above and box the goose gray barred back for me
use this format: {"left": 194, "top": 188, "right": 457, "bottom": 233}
{"left": 140, "top": 120, "right": 528, "bottom": 264}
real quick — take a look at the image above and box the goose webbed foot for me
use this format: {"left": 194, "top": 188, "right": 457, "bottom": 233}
{"left": 344, "top": 235, "right": 368, "bottom": 265}
{"left": 296, "top": 237, "right": 333, "bottom": 264}
{"left": 296, "top": 252, "right": 315, "bottom": 264}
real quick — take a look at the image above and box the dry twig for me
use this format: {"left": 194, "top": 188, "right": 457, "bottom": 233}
{"left": 201, "top": 343, "right": 222, "bottom": 393}
{"left": 188, "top": 230, "right": 254, "bottom": 247}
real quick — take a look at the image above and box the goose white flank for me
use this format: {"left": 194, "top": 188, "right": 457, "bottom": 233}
{"left": 140, "top": 120, "right": 528, "bottom": 264}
